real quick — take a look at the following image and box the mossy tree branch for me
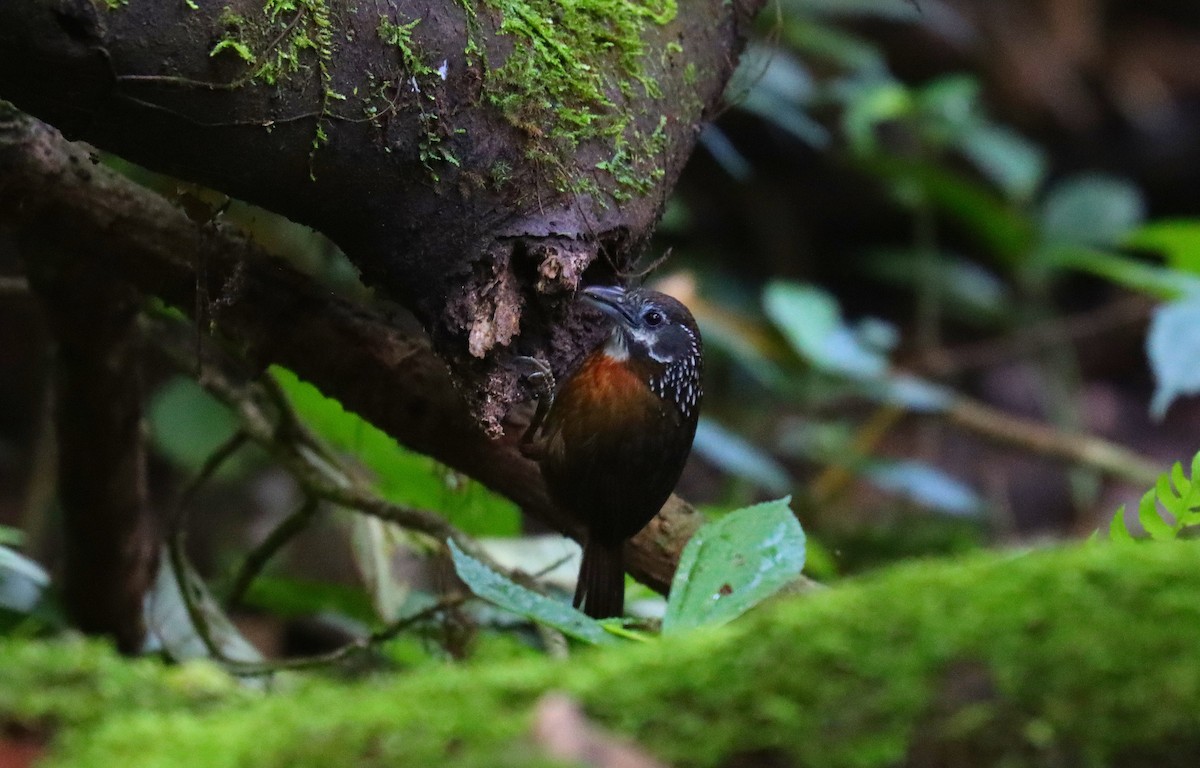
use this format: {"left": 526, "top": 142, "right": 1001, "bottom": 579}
{"left": 0, "top": 0, "right": 764, "bottom": 431}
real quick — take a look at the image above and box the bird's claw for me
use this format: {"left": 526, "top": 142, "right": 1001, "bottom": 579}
{"left": 513, "top": 355, "right": 556, "bottom": 400}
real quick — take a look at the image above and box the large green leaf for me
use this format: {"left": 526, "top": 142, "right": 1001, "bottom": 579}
{"left": 448, "top": 540, "right": 615, "bottom": 645}
{"left": 764, "top": 282, "right": 889, "bottom": 379}
{"left": 663, "top": 498, "right": 806, "bottom": 634}
{"left": 271, "top": 367, "right": 520, "bottom": 536}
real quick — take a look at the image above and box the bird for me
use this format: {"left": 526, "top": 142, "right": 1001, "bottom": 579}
{"left": 520, "top": 284, "right": 703, "bottom": 619}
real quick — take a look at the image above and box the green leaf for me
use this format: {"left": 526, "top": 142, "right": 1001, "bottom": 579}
{"left": 958, "top": 124, "right": 1046, "bottom": 202}
{"left": 841, "top": 79, "right": 912, "bottom": 154}
{"left": 1156, "top": 458, "right": 1200, "bottom": 532}
{"left": 271, "top": 367, "right": 520, "bottom": 536}
{"left": 447, "top": 540, "right": 615, "bottom": 645}
{"left": 763, "top": 281, "right": 888, "bottom": 379}
{"left": 861, "top": 155, "right": 1034, "bottom": 263}
{"left": 693, "top": 419, "right": 791, "bottom": 495}
{"left": 210, "top": 38, "right": 255, "bottom": 64}
{"left": 1046, "top": 246, "right": 1200, "bottom": 299}
{"left": 148, "top": 377, "right": 250, "bottom": 477}
{"left": 0, "top": 525, "right": 23, "bottom": 548}
{"left": 1147, "top": 296, "right": 1200, "bottom": 417}
{"left": 1137, "top": 488, "right": 1176, "bottom": 541}
{"left": 1108, "top": 505, "right": 1134, "bottom": 542}
{"left": 1040, "top": 174, "right": 1145, "bottom": 248}
{"left": 662, "top": 498, "right": 806, "bottom": 634}
{"left": 730, "top": 45, "right": 829, "bottom": 150}
{"left": 1126, "top": 219, "right": 1200, "bottom": 274}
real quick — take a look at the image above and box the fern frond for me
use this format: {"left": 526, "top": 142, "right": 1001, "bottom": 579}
{"left": 1107, "top": 449, "right": 1200, "bottom": 541}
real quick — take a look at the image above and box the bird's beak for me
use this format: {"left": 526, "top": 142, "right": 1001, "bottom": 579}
{"left": 581, "top": 285, "right": 636, "bottom": 326}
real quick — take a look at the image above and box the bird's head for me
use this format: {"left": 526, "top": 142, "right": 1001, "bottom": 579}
{"left": 581, "top": 284, "right": 703, "bottom": 416}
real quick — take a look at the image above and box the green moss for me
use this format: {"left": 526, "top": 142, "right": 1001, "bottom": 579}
{"left": 376, "top": 14, "right": 463, "bottom": 180}
{"left": 0, "top": 639, "right": 250, "bottom": 732}
{"left": 481, "top": 0, "right": 680, "bottom": 198}
{"left": 11, "top": 543, "right": 1200, "bottom": 766}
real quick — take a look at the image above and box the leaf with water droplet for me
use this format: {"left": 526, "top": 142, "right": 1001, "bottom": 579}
{"left": 663, "top": 497, "right": 805, "bottom": 634}
{"left": 448, "top": 540, "right": 615, "bottom": 645}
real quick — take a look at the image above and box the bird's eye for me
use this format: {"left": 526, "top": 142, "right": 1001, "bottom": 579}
{"left": 643, "top": 309, "right": 665, "bottom": 327}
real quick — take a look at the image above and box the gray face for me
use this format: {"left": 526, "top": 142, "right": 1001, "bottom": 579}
{"left": 620, "top": 294, "right": 702, "bottom": 365}
{"left": 581, "top": 285, "right": 704, "bottom": 418}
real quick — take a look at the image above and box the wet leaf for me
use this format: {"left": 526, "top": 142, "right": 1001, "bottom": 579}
{"left": 448, "top": 540, "right": 615, "bottom": 645}
{"left": 663, "top": 498, "right": 805, "bottom": 634}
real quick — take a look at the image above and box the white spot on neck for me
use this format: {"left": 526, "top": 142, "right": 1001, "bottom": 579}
{"left": 603, "top": 330, "right": 629, "bottom": 361}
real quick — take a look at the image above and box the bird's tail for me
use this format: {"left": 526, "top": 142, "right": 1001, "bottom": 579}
{"left": 574, "top": 538, "right": 625, "bottom": 619}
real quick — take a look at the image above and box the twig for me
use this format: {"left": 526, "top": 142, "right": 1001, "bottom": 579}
{"left": 219, "top": 592, "right": 471, "bottom": 675}
{"left": 179, "top": 431, "right": 248, "bottom": 510}
{"left": 167, "top": 430, "right": 252, "bottom": 662}
{"left": 148, "top": 315, "right": 520, "bottom": 589}
{"left": 0, "top": 276, "right": 29, "bottom": 296}
{"left": 225, "top": 496, "right": 320, "bottom": 608}
{"left": 943, "top": 395, "right": 1162, "bottom": 487}
{"left": 914, "top": 296, "right": 1152, "bottom": 378}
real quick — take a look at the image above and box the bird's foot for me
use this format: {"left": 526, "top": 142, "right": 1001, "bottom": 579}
{"left": 512, "top": 355, "right": 556, "bottom": 401}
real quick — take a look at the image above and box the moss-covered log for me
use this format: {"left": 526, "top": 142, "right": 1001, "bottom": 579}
{"left": 5, "top": 542, "right": 1200, "bottom": 767}
{"left": 0, "top": 0, "right": 762, "bottom": 429}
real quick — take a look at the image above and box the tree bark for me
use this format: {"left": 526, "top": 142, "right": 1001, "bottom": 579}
{"left": 0, "top": 0, "right": 763, "bottom": 431}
